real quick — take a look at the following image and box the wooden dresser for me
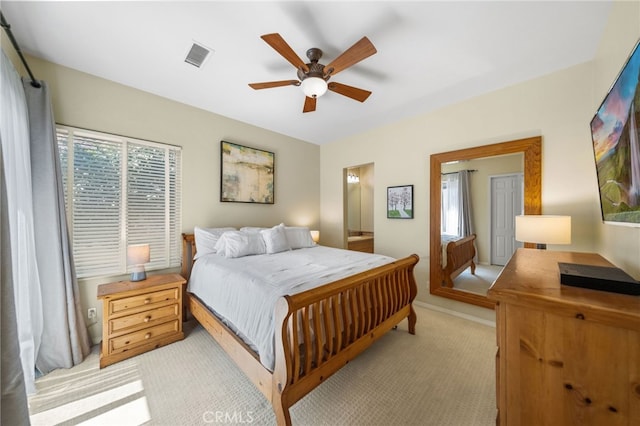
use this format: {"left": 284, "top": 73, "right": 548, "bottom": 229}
{"left": 97, "top": 273, "right": 186, "bottom": 368}
{"left": 487, "top": 249, "right": 640, "bottom": 425}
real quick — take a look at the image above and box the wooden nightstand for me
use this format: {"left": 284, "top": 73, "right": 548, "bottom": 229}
{"left": 97, "top": 273, "right": 186, "bottom": 368}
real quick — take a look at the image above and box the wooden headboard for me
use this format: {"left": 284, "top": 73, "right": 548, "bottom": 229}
{"left": 181, "top": 233, "right": 196, "bottom": 281}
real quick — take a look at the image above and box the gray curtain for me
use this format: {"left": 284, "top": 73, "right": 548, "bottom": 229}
{"left": 1, "top": 145, "right": 31, "bottom": 425}
{"left": 457, "top": 170, "right": 474, "bottom": 237}
{"left": 22, "top": 79, "right": 91, "bottom": 374}
{"left": 457, "top": 170, "right": 478, "bottom": 261}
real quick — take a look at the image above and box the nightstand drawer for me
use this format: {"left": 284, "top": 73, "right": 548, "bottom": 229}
{"left": 109, "top": 303, "right": 179, "bottom": 334}
{"left": 109, "top": 319, "right": 180, "bottom": 354}
{"left": 109, "top": 288, "right": 179, "bottom": 315}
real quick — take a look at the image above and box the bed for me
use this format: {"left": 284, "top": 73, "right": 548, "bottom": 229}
{"left": 181, "top": 227, "right": 419, "bottom": 425}
{"left": 441, "top": 234, "right": 476, "bottom": 288}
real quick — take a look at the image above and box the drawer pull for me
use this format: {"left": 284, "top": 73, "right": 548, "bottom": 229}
{"left": 145, "top": 333, "right": 151, "bottom": 339}
{"left": 144, "top": 298, "right": 151, "bottom": 304}
{"left": 144, "top": 316, "right": 152, "bottom": 323}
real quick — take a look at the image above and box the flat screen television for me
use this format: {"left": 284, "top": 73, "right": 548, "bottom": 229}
{"left": 590, "top": 38, "right": 640, "bottom": 226}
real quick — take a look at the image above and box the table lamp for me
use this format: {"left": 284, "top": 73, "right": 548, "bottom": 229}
{"left": 515, "top": 215, "right": 571, "bottom": 249}
{"left": 127, "top": 243, "right": 150, "bottom": 281}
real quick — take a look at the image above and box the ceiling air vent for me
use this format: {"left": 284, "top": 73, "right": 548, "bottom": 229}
{"left": 185, "top": 42, "right": 213, "bottom": 68}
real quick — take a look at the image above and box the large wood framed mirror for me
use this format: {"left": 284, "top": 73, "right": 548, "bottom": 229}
{"left": 429, "top": 136, "right": 541, "bottom": 309}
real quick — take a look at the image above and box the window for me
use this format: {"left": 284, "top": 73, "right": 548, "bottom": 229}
{"left": 57, "top": 126, "right": 182, "bottom": 278}
{"left": 441, "top": 173, "right": 460, "bottom": 237}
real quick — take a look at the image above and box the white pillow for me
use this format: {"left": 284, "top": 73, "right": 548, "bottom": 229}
{"left": 194, "top": 226, "right": 236, "bottom": 259}
{"left": 240, "top": 226, "right": 268, "bottom": 234}
{"left": 260, "top": 224, "right": 291, "bottom": 254}
{"left": 285, "top": 226, "right": 315, "bottom": 249}
{"left": 215, "top": 230, "right": 266, "bottom": 258}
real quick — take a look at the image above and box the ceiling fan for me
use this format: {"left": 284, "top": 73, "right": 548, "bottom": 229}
{"left": 249, "top": 33, "right": 377, "bottom": 113}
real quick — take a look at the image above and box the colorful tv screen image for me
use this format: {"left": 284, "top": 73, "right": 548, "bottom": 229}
{"left": 591, "top": 39, "right": 640, "bottom": 225}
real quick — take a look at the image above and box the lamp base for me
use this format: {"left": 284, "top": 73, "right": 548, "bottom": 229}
{"left": 130, "top": 265, "right": 146, "bottom": 282}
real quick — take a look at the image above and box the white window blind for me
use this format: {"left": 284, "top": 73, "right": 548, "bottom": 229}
{"left": 57, "top": 126, "right": 182, "bottom": 278}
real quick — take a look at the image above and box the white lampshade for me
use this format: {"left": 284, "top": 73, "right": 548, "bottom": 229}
{"left": 127, "top": 243, "right": 150, "bottom": 265}
{"left": 127, "top": 244, "right": 150, "bottom": 281}
{"left": 515, "top": 215, "right": 571, "bottom": 249}
{"left": 301, "top": 77, "right": 328, "bottom": 98}
{"left": 310, "top": 230, "right": 320, "bottom": 243}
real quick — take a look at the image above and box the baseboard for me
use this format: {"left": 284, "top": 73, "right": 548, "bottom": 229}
{"left": 414, "top": 301, "right": 496, "bottom": 328}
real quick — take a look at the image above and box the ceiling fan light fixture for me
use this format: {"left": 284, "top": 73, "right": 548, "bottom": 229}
{"left": 301, "top": 77, "right": 328, "bottom": 98}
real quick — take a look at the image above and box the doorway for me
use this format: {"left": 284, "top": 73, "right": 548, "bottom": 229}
{"left": 345, "top": 163, "right": 374, "bottom": 251}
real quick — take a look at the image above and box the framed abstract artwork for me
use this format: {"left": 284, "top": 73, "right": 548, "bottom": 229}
{"left": 387, "top": 185, "right": 413, "bottom": 219}
{"left": 220, "top": 141, "right": 274, "bottom": 204}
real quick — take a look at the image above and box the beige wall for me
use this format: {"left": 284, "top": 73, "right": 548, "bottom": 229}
{"left": 320, "top": 4, "right": 640, "bottom": 321}
{"left": 2, "top": 33, "right": 25, "bottom": 75}
{"left": 359, "top": 163, "right": 375, "bottom": 232}
{"left": 5, "top": 53, "right": 320, "bottom": 343}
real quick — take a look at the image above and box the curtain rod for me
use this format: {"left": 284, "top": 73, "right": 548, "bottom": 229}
{"left": 1, "top": 11, "right": 41, "bottom": 88}
{"left": 441, "top": 169, "right": 478, "bottom": 175}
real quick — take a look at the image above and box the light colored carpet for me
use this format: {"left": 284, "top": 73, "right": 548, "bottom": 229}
{"left": 28, "top": 305, "right": 497, "bottom": 425}
{"left": 453, "top": 264, "right": 503, "bottom": 296}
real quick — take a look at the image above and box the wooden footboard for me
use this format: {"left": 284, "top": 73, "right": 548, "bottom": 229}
{"left": 271, "top": 254, "right": 419, "bottom": 424}
{"left": 181, "top": 233, "right": 419, "bottom": 425}
{"left": 443, "top": 234, "right": 476, "bottom": 287}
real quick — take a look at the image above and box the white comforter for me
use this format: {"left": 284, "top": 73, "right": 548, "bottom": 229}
{"left": 441, "top": 234, "right": 462, "bottom": 268}
{"left": 188, "top": 245, "right": 394, "bottom": 371}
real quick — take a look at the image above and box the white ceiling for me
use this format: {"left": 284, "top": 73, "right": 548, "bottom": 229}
{"left": 2, "top": 1, "right": 612, "bottom": 145}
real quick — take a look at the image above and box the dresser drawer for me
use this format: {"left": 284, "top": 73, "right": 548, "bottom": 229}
{"left": 109, "top": 319, "right": 180, "bottom": 354}
{"left": 109, "top": 288, "right": 179, "bottom": 315}
{"left": 109, "top": 303, "right": 179, "bottom": 334}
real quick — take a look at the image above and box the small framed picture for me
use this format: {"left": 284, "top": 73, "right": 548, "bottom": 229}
{"left": 387, "top": 185, "right": 413, "bottom": 219}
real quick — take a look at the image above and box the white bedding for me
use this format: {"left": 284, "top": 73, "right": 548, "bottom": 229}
{"left": 188, "top": 245, "right": 395, "bottom": 371}
{"left": 441, "top": 234, "right": 461, "bottom": 268}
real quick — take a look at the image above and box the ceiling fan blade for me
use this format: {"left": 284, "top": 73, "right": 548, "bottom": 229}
{"left": 303, "top": 96, "right": 317, "bottom": 113}
{"left": 249, "top": 80, "right": 300, "bottom": 90}
{"left": 328, "top": 82, "right": 372, "bottom": 102}
{"left": 261, "top": 33, "right": 309, "bottom": 72}
{"left": 323, "top": 37, "right": 377, "bottom": 77}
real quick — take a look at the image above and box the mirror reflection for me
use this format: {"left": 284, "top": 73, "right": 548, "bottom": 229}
{"left": 440, "top": 154, "right": 524, "bottom": 296}
{"left": 429, "top": 137, "right": 542, "bottom": 309}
